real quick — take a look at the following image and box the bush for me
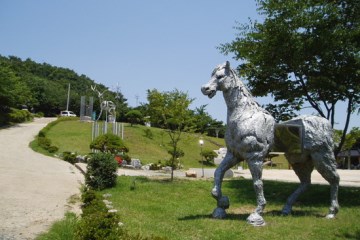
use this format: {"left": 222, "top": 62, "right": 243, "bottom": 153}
{"left": 33, "top": 112, "right": 44, "bottom": 118}
{"left": 85, "top": 153, "right": 118, "bottom": 190}
{"left": 8, "top": 108, "right": 33, "bottom": 123}
{"left": 37, "top": 136, "right": 59, "bottom": 154}
{"left": 48, "top": 145, "right": 59, "bottom": 153}
{"left": 201, "top": 149, "right": 217, "bottom": 165}
{"left": 75, "top": 189, "right": 126, "bottom": 240}
{"left": 90, "top": 133, "right": 128, "bottom": 154}
{"left": 144, "top": 128, "right": 154, "bottom": 139}
{"left": 63, "top": 151, "right": 77, "bottom": 164}
{"left": 38, "top": 136, "right": 52, "bottom": 149}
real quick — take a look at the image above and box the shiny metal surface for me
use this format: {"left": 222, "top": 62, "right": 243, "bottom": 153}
{"left": 202, "top": 61, "right": 340, "bottom": 226}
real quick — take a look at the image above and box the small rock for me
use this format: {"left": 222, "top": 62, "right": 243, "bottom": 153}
{"left": 103, "top": 193, "right": 112, "bottom": 198}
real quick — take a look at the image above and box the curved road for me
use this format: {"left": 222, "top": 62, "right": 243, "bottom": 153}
{"left": 0, "top": 118, "right": 84, "bottom": 240}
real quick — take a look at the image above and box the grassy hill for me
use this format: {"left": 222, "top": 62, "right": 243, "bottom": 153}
{"left": 39, "top": 118, "right": 289, "bottom": 169}
{"left": 44, "top": 119, "right": 225, "bottom": 169}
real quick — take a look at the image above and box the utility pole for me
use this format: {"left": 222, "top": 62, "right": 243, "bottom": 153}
{"left": 66, "top": 83, "right": 71, "bottom": 111}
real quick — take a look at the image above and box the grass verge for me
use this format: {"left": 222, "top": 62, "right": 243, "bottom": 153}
{"left": 35, "top": 212, "right": 78, "bottom": 240}
{"left": 100, "top": 176, "right": 360, "bottom": 240}
{"left": 36, "top": 176, "right": 360, "bottom": 240}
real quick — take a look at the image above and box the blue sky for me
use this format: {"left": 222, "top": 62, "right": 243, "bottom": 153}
{"left": 0, "top": 0, "right": 358, "bottom": 130}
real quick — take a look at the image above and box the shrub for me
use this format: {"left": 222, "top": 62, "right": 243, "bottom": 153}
{"left": 75, "top": 211, "right": 124, "bottom": 240}
{"left": 38, "top": 130, "right": 46, "bottom": 137}
{"left": 85, "top": 153, "right": 118, "bottom": 190}
{"left": 144, "top": 128, "right": 154, "bottom": 139}
{"left": 33, "top": 112, "right": 44, "bottom": 118}
{"left": 201, "top": 149, "right": 217, "bottom": 165}
{"left": 63, "top": 151, "right": 77, "bottom": 164}
{"left": 125, "top": 109, "right": 143, "bottom": 126}
{"left": 38, "top": 136, "right": 52, "bottom": 149}
{"left": 75, "top": 189, "right": 126, "bottom": 240}
{"left": 48, "top": 145, "right": 59, "bottom": 153}
{"left": 8, "top": 108, "right": 33, "bottom": 123}
{"left": 90, "top": 133, "right": 128, "bottom": 154}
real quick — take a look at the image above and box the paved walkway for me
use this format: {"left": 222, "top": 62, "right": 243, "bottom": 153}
{"left": 112, "top": 167, "right": 360, "bottom": 187}
{"left": 0, "top": 118, "right": 84, "bottom": 240}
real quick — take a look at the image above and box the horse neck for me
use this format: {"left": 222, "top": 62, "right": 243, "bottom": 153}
{"left": 223, "top": 76, "right": 261, "bottom": 116}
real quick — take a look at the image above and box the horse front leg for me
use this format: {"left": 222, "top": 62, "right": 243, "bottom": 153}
{"left": 247, "top": 159, "right": 266, "bottom": 226}
{"left": 212, "top": 152, "right": 238, "bottom": 219}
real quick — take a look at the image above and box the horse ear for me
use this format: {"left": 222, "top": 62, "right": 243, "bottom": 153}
{"left": 225, "top": 61, "right": 230, "bottom": 69}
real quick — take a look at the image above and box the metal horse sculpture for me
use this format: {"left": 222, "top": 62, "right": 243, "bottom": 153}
{"left": 201, "top": 61, "right": 339, "bottom": 226}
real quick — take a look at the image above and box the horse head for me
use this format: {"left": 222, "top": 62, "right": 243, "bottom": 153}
{"left": 201, "top": 61, "right": 233, "bottom": 98}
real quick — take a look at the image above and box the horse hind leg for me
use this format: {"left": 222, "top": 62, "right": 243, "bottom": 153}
{"left": 212, "top": 152, "right": 238, "bottom": 219}
{"left": 282, "top": 160, "right": 313, "bottom": 215}
{"left": 311, "top": 151, "right": 340, "bottom": 219}
{"left": 246, "top": 158, "right": 266, "bottom": 226}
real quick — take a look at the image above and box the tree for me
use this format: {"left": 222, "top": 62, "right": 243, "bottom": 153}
{"left": 0, "top": 55, "right": 128, "bottom": 118}
{"left": 342, "top": 127, "right": 360, "bottom": 150}
{"left": 219, "top": 0, "right": 360, "bottom": 153}
{"left": 147, "top": 89, "right": 194, "bottom": 181}
{"left": 125, "top": 109, "right": 143, "bottom": 126}
{"left": 192, "top": 105, "right": 213, "bottom": 134}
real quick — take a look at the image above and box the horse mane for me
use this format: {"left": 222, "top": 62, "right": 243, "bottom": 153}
{"left": 228, "top": 67, "right": 257, "bottom": 102}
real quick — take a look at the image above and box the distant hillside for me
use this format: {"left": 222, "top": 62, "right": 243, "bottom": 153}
{"left": 0, "top": 55, "right": 128, "bottom": 119}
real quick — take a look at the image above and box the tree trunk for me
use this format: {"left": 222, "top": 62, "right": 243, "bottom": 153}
{"left": 335, "top": 97, "right": 353, "bottom": 156}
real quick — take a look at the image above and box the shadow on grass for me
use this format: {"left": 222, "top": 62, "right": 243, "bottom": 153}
{"left": 178, "top": 209, "right": 325, "bottom": 223}
{"left": 178, "top": 213, "right": 249, "bottom": 221}
{"left": 265, "top": 210, "right": 326, "bottom": 218}
{"left": 224, "top": 178, "right": 360, "bottom": 208}
{"left": 335, "top": 230, "right": 360, "bottom": 240}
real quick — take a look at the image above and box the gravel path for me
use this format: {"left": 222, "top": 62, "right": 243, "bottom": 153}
{"left": 0, "top": 118, "right": 84, "bottom": 240}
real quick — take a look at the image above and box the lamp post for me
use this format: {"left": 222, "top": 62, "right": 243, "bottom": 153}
{"left": 199, "top": 139, "right": 204, "bottom": 177}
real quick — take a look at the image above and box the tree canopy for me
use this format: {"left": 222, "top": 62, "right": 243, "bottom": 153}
{"left": 219, "top": 0, "right": 360, "bottom": 152}
{"left": 0, "top": 55, "right": 128, "bottom": 122}
{"left": 146, "top": 89, "right": 194, "bottom": 180}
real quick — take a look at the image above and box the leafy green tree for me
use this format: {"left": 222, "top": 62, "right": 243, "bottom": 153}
{"left": 0, "top": 55, "right": 128, "bottom": 118}
{"left": 219, "top": 0, "right": 360, "bottom": 153}
{"left": 147, "top": 89, "right": 194, "bottom": 181}
{"left": 125, "top": 109, "right": 143, "bottom": 126}
{"left": 343, "top": 127, "right": 360, "bottom": 150}
{"left": 192, "top": 105, "right": 213, "bottom": 134}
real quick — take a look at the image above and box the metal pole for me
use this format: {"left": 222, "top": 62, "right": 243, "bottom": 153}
{"left": 121, "top": 123, "right": 124, "bottom": 139}
{"left": 201, "top": 145, "right": 204, "bottom": 177}
{"left": 199, "top": 139, "right": 204, "bottom": 178}
{"left": 66, "top": 83, "right": 70, "bottom": 111}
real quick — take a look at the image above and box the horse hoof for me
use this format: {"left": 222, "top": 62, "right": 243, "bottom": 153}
{"left": 281, "top": 205, "right": 292, "bottom": 216}
{"left": 217, "top": 196, "right": 230, "bottom": 209}
{"left": 212, "top": 207, "right": 226, "bottom": 219}
{"left": 247, "top": 213, "right": 266, "bottom": 227}
{"left": 326, "top": 213, "right": 336, "bottom": 219}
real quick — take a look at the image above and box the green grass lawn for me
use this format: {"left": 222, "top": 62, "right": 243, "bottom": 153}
{"left": 102, "top": 176, "right": 360, "bottom": 240}
{"left": 40, "top": 119, "right": 289, "bottom": 169}
{"left": 43, "top": 120, "right": 226, "bottom": 169}
{"left": 34, "top": 119, "right": 360, "bottom": 239}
